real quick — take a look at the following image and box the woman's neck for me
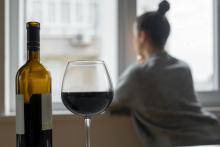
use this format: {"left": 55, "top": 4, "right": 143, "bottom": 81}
{"left": 141, "top": 46, "right": 161, "bottom": 63}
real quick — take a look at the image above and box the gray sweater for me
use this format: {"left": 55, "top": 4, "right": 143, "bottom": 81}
{"left": 113, "top": 50, "right": 220, "bottom": 146}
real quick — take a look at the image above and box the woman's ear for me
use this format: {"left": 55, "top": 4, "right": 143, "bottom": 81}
{"left": 139, "top": 31, "right": 149, "bottom": 44}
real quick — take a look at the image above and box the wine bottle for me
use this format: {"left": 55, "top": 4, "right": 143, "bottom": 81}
{"left": 16, "top": 22, "right": 52, "bottom": 147}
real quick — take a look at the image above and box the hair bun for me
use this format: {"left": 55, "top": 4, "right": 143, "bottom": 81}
{"left": 158, "top": 0, "right": 170, "bottom": 15}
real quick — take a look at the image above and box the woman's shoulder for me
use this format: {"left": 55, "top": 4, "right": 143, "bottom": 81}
{"left": 167, "top": 54, "right": 191, "bottom": 70}
{"left": 165, "top": 54, "right": 194, "bottom": 80}
{"left": 124, "top": 64, "right": 142, "bottom": 76}
{"left": 117, "top": 64, "right": 143, "bottom": 88}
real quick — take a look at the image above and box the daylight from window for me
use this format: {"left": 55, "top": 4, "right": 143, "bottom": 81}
{"left": 137, "top": 0, "right": 214, "bottom": 91}
{"left": 25, "top": 0, "right": 117, "bottom": 103}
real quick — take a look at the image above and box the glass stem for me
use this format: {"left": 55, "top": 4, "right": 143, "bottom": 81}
{"left": 85, "top": 118, "right": 91, "bottom": 147}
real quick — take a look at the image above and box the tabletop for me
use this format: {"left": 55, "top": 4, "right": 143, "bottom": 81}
{"left": 178, "top": 145, "right": 220, "bottom": 147}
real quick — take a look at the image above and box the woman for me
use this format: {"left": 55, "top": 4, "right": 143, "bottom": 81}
{"left": 112, "top": 1, "right": 220, "bottom": 146}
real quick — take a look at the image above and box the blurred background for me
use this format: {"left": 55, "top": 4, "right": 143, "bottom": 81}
{"left": 21, "top": 0, "right": 214, "bottom": 105}
{"left": 0, "top": 0, "right": 220, "bottom": 147}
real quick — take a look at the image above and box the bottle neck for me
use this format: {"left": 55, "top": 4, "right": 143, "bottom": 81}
{"left": 26, "top": 22, "right": 40, "bottom": 62}
{"left": 27, "top": 47, "right": 40, "bottom": 62}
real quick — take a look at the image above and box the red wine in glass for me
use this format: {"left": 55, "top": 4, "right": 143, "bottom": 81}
{"left": 61, "top": 91, "right": 113, "bottom": 117}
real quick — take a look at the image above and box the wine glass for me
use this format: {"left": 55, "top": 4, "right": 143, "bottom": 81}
{"left": 61, "top": 60, "right": 113, "bottom": 147}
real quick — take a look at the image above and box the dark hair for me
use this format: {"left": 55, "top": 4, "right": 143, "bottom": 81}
{"left": 136, "top": 0, "right": 170, "bottom": 49}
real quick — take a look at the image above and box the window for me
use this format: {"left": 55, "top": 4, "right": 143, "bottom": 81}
{"left": 25, "top": 0, "right": 117, "bottom": 105}
{"left": 6, "top": 0, "right": 117, "bottom": 111}
{"left": 61, "top": 1, "right": 70, "bottom": 23}
{"left": 137, "top": 0, "right": 214, "bottom": 91}
{"left": 4, "top": 0, "right": 220, "bottom": 113}
{"left": 48, "top": 2, "right": 56, "bottom": 23}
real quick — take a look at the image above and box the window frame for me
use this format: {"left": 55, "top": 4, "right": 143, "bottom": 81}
{"left": 197, "top": 0, "right": 220, "bottom": 107}
{"left": 2, "top": 0, "right": 220, "bottom": 114}
{"left": 5, "top": 0, "right": 25, "bottom": 112}
{"left": 0, "top": 0, "right": 5, "bottom": 114}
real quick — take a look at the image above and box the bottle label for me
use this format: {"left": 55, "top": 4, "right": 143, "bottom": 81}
{"left": 16, "top": 95, "right": 25, "bottom": 134}
{"left": 16, "top": 94, "right": 52, "bottom": 135}
{"left": 41, "top": 94, "right": 52, "bottom": 130}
